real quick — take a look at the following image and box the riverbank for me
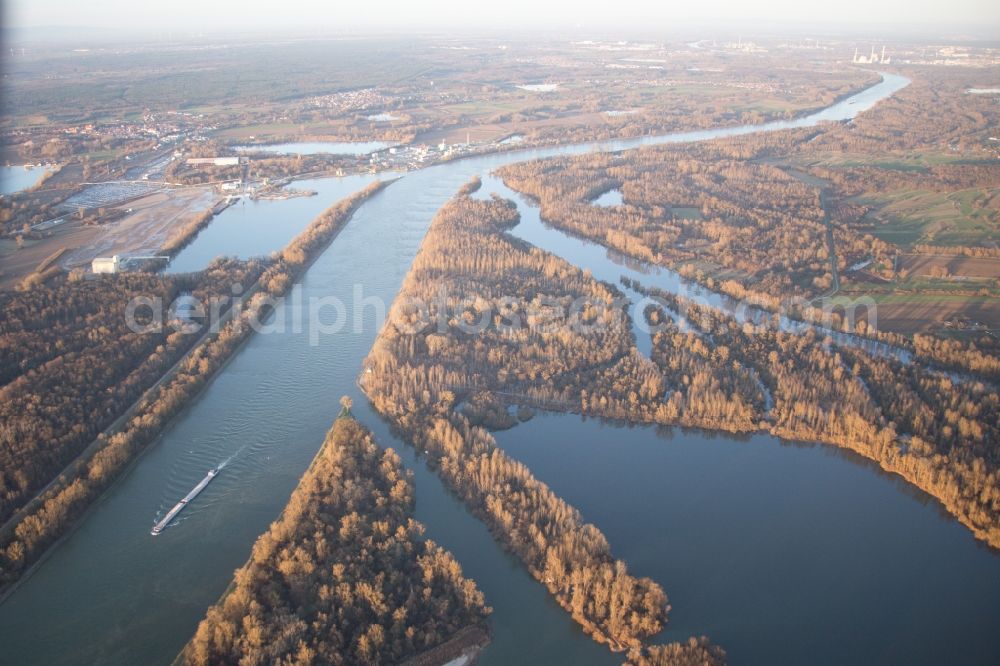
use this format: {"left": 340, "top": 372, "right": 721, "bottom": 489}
{"left": 400, "top": 626, "right": 492, "bottom": 666}
{"left": 0, "top": 71, "right": 931, "bottom": 665}
{"left": 159, "top": 197, "right": 236, "bottom": 257}
{"left": 491, "top": 167, "right": 999, "bottom": 550}
{"left": 176, "top": 414, "right": 490, "bottom": 665}
{"left": 0, "top": 181, "right": 393, "bottom": 598}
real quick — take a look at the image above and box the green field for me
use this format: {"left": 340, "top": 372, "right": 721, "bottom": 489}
{"left": 859, "top": 187, "right": 1000, "bottom": 248}
{"left": 793, "top": 151, "right": 997, "bottom": 171}
{"left": 670, "top": 206, "right": 703, "bottom": 220}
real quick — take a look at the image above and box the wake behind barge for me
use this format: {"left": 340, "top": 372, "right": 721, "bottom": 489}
{"left": 151, "top": 468, "right": 218, "bottom": 535}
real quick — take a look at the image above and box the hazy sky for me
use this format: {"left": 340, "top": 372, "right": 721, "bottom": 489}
{"left": 6, "top": 0, "right": 1000, "bottom": 35}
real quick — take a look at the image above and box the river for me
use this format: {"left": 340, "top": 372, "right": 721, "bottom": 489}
{"left": 473, "top": 172, "right": 915, "bottom": 366}
{"left": 4, "top": 72, "right": 995, "bottom": 666}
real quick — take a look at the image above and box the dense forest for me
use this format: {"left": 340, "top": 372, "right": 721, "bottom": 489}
{"left": 0, "top": 259, "right": 264, "bottom": 527}
{"left": 496, "top": 97, "right": 1000, "bottom": 380}
{"left": 0, "top": 182, "right": 390, "bottom": 590}
{"left": 637, "top": 284, "right": 999, "bottom": 546}
{"left": 497, "top": 138, "right": 890, "bottom": 298}
{"left": 362, "top": 191, "right": 722, "bottom": 659}
{"left": 802, "top": 68, "right": 999, "bottom": 155}
{"left": 182, "top": 413, "right": 489, "bottom": 665}
{"left": 364, "top": 185, "right": 998, "bottom": 558}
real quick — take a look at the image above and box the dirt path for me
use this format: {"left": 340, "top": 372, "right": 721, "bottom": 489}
{"left": 821, "top": 188, "right": 841, "bottom": 296}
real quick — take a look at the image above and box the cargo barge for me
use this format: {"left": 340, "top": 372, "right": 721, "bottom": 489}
{"left": 151, "top": 468, "right": 218, "bottom": 535}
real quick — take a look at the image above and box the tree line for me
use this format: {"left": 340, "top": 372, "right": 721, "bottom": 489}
{"left": 361, "top": 191, "right": 722, "bottom": 659}
{"left": 636, "top": 283, "right": 999, "bottom": 547}
{"left": 0, "top": 260, "right": 264, "bottom": 528}
{"left": 0, "top": 182, "right": 390, "bottom": 591}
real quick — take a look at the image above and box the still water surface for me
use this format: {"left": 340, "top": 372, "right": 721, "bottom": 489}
{"left": 591, "top": 188, "right": 624, "bottom": 207}
{"left": 6, "top": 73, "right": 993, "bottom": 666}
{"left": 166, "top": 173, "right": 387, "bottom": 273}
{"left": 0, "top": 165, "right": 49, "bottom": 196}
{"left": 496, "top": 413, "right": 1000, "bottom": 665}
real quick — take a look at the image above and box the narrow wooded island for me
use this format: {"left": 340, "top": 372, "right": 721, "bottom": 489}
{"left": 362, "top": 189, "right": 724, "bottom": 663}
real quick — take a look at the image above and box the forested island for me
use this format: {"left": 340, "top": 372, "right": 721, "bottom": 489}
{"left": 637, "top": 282, "right": 998, "bottom": 545}
{"left": 181, "top": 410, "right": 490, "bottom": 665}
{"left": 0, "top": 181, "right": 390, "bottom": 592}
{"left": 363, "top": 176, "right": 996, "bottom": 588}
{"left": 362, "top": 191, "right": 723, "bottom": 661}
{"left": 478, "top": 69, "right": 1000, "bottom": 548}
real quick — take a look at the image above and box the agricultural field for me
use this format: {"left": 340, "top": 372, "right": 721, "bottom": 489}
{"left": 864, "top": 292, "right": 1000, "bottom": 333}
{"left": 842, "top": 268, "right": 1000, "bottom": 334}
{"left": 859, "top": 187, "right": 1000, "bottom": 249}
{"left": 792, "top": 150, "right": 986, "bottom": 171}
{"left": 898, "top": 253, "right": 1000, "bottom": 279}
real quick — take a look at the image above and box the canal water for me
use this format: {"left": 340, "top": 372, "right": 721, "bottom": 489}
{"left": 7, "top": 73, "right": 994, "bottom": 666}
{"left": 166, "top": 173, "right": 388, "bottom": 273}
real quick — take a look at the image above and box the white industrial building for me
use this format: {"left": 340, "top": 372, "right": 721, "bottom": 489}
{"left": 92, "top": 255, "right": 121, "bottom": 274}
{"left": 853, "top": 46, "right": 891, "bottom": 64}
{"left": 186, "top": 156, "right": 241, "bottom": 166}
